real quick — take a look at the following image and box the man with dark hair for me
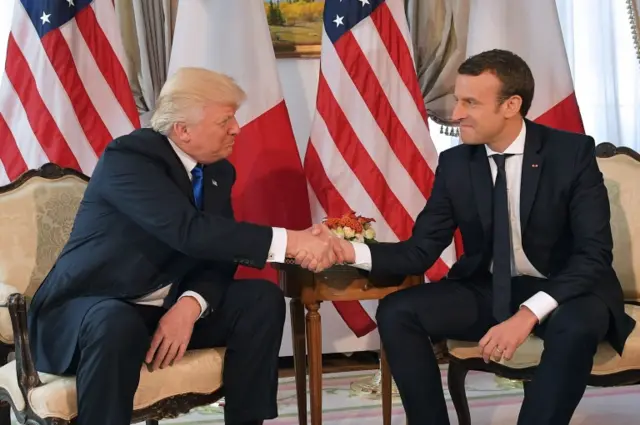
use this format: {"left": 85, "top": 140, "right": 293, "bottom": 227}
{"left": 330, "top": 49, "right": 635, "bottom": 424}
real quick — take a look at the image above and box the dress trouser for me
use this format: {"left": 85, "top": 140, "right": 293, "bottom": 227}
{"left": 376, "top": 275, "right": 610, "bottom": 425}
{"left": 65, "top": 278, "right": 286, "bottom": 425}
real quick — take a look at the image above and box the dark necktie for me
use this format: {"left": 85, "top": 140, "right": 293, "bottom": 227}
{"left": 191, "top": 164, "right": 204, "bottom": 210}
{"left": 492, "top": 154, "right": 513, "bottom": 322}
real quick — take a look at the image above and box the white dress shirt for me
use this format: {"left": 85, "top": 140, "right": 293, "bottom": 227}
{"left": 348, "top": 121, "right": 559, "bottom": 322}
{"left": 134, "top": 138, "right": 288, "bottom": 317}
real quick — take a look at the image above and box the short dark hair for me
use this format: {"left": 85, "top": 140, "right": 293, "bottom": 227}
{"left": 458, "top": 49, "right": 535, "bottom": 117}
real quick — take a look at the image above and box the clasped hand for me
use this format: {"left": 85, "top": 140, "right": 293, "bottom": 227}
{"left": 287, "top": 224, "right": 354, "bottom": 272}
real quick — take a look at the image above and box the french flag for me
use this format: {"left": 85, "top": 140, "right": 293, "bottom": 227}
{"left": 466, "top": 0, "right": 584, "bottom": 133}
{"left": 168, "top": 0, "right": 312, "bottom": 283}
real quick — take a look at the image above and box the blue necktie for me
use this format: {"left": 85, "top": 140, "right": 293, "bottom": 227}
{"left": 491, "top": 154, "right": 513, "bottom": 322}
{"left": 191, "top": 164, "right": 204, "bottom": 210}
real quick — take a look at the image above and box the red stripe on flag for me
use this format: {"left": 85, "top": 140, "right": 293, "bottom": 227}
{"left": 230, "top": 100, "right": 312, "bottom": 284}
{"left": 304, "top": 143, "right": 378, "bottom": 337}
{"left": 317, "top": 72, "right": 415, "bottom": 240}
{"left": 303, "top": 141, "right": 351, "bottom": 217}
{"left": 0, "top": 115, "right": 28, "bottom": 181}
{"left": 40, "top": 30, "right": 112, "bottom": 156}
{"left": 75, "top": 6, "right": 140, "bottom": 129}
{"left": 4, "top": 35, "right": 80, "bottom": 170}
{"left": 534, "top": 92, "right": 584, "bottom": 134}
{"left": 371, "top": 4, "right": 429, "bottom": 123}
{"left": 334, "top": 32, "right": 436, "bottom": 211}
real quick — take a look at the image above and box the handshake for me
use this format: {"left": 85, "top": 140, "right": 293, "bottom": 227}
{"left": 285, "top": 224, "right": 356, "bottom": 272}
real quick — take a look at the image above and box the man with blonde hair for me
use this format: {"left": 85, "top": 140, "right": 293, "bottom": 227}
{"left": 27, "top": 67, "right": 340, "bottom": 425}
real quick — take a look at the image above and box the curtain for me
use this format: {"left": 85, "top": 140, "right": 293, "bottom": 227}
{"left": 556, "top": 0, "right": 640, "bottom": 150}
{"left": 115, "top": 0, "right": 177, "bottom": 127}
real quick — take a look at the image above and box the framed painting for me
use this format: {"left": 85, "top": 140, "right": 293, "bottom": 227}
{"left": 264, "top": 0, "right": 324, "bottom": 58}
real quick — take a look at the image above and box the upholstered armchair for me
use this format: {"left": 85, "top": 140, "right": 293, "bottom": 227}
{"left": 445, "top": 142, "right": 640, "bottom": 425}
{"left": 0, "top": 164, "right": 225, "bottom": 424}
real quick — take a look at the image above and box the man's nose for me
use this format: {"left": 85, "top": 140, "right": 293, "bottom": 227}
{"left": 451, "top": 103, "right": 465, "bottom": 122}
{"left": 228, "top": 118, "right": 240, "bottom": 135}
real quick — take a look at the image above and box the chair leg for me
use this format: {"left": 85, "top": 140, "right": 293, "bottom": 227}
{"left": 380, "top": 347, "right": 392, "bottom": 425}
{"left": 290, "top": 298, "right": 308, "bottom": 425}
{"left": 447, "top": 359, "right": 471, "bottom": 425}
{"left": 0, "top": 402, "right": 10, "bottom": 425}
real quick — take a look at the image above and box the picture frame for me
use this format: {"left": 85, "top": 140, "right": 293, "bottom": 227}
{"left": 264, "top": 0, "right": 324, "bottom": 58}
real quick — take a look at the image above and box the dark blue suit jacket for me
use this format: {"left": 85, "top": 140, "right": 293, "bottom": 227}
{"left": 368, "top": 120, "right": 635, "bottom": 354}
{"left": 28, "top": 128, "right": 274, "bottom": 374}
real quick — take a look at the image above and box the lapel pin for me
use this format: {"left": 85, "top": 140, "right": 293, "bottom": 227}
{"left": 531, "top": 164, "right": 539, "bottom": 168}
{"left": 211, "top": 178, "right": 218, "bottom": 186}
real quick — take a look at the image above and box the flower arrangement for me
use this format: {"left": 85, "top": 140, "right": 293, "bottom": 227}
{"left": 322, "top": 211, "right": 377, "bottom": 243}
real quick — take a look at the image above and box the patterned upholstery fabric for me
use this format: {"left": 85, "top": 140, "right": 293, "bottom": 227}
{"left": 0, "top": 175, "right": 87, "bottom": 344}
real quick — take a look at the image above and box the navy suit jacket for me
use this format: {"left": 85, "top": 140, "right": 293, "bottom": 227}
{"left": 368, "top": 120, "right": 635, "bottom": 354}
{"left": 28, "top": 128, "right": 274, "bottom": 374}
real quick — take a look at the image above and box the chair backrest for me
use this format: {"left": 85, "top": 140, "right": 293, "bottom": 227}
{"left": 596, "top": 143, "right": 640, "bottom": 302}
{"left": 0, "top": 164, "right": 88, "bottom": 298}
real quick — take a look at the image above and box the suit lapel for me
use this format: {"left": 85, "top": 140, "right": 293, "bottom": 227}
{"left": 520, "top": 120, "right": 544, "bottom": 231}
{"left": 470, "top": 146, "right": 493, "bottom": 235}
{"left": 157, "top": 136, "right": 195, "bottom": 205}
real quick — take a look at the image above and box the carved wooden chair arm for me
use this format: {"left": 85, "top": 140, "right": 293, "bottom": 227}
{"left": 3, "top": 293, "right": 43, "bottom": 402}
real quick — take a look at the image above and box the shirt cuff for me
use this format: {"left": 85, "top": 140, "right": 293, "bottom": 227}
{"left": 267, "top": 227, "right": 287, "bottom": 263}
{"left": 178, "top": 291, "right": 209, "bottom": 319}
{"left": 520, "top": 291, "right": 558, "bottom": 322}
{"left": 350, "top": 242, "right": 372, "bottom": 271}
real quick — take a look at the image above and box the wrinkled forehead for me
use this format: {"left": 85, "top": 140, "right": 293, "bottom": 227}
{"left": 454, "top": 72, "right": 503, "bottom": 102}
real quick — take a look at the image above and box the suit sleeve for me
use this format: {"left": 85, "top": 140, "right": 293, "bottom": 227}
{"left": 368, "top": 155, "right": 457, "bottom": 277}
{"left": 97, "top": 147, "right": 273, "bottom": 269}
{"left": 545, "top": 136, "right": 614, "bottom": 303}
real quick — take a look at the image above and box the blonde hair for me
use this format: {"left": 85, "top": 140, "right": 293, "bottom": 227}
{"left": 150, "top": 67, "right": 246, "bottom": 135}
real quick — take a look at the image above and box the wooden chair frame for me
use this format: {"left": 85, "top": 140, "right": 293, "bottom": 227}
{"left": 0, "top": 163, "right": 224, "bottom": 425}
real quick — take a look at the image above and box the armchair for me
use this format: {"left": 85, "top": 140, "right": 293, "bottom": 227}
{"left": 445, "top": 142, "right": 640, "bottom": 424}
{"left": 0, "top": 163, "right": 225, "bottom": 424}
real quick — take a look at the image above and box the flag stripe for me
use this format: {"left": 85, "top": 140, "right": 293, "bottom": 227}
{"left": 372, "top": 2, "right": 428, "bottom": 122}
{"left": 0, "top": 114, "right": 28, "bottom": 181}
{"left": 0, "top": 0, "right": 140, "bottom": 184}
{"left": 317, "top": 72, "right": 415, "bottom": 240}
{"left": 320, "top": 30, "right": 426, "bottom": 221}
{"left": 334, "top": 30, "right": 435, "bottom": 211}
{"left": 40, "top": 31, "right": 108, "bottom": 160}
{"left": 75, "top": 6, "right": 140, "bottom": 128}
{"left": 303, "top": 143, "right": 378, "bottom": 337}
{"left": 358, "top": 8, "right": 439, "bottom": 172}
{"left": 59, "top": 17, "right": 134, "bottom": 143}
{"left": 0, "top": 73, "right": 48, "bottom": 171}
{"left": 10, "top": 3, "right": 99, "bottom": 173}
{"left": 91, "top": 0, "right": 128, "bottom": 71}
{"left": 0, "top": 161, "right": 10, "bottom": 186}
{"left": 304, "top": 142, "right": 353, "bottom": 223}
{"left": 4, "top": 35, "right": 80, "bottom": 170}
{"left": 308, "top": 107, "right": 397, "bottom": 242}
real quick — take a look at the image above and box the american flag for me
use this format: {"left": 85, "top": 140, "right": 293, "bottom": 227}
{"left": 0, "top": 0, "right": 139, "bottom": 184}
{"left": 304, "top": 0, "right": 458, "bottom": 336}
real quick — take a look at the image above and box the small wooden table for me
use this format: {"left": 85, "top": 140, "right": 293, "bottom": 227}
{"left": 274, "top": 262, "right": 420, "bottom": 425}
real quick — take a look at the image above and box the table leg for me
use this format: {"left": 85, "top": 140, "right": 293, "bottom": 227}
{"left": 380, "top": 346, "right": 392, "bottom": 425}
{"left": 290, "top": 298, "right": 307, "bottom": 425}
{"left": 305, "top": 302, "right": 322, "bottom": 425}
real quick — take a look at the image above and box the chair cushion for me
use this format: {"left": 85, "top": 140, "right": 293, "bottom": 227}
{"left": 597, "top": 154, "right": 640, "bottom": 302}
{"left": 447, "top": 304, "right": 640, "bottom": 376}
{"left": 0, "top": 347, "right": 225, "bottom": 420}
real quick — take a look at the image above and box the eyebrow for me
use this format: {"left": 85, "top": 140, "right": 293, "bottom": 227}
{"left": 453, "top": 95, "right": 480, "bottom": 103}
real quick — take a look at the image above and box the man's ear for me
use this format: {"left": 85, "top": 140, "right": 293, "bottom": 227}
{"left": 502, "top": 95, "right": 523, "bottom": 119}
{"left": 172, "top": 122, "right": 190, "bottom": 143}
